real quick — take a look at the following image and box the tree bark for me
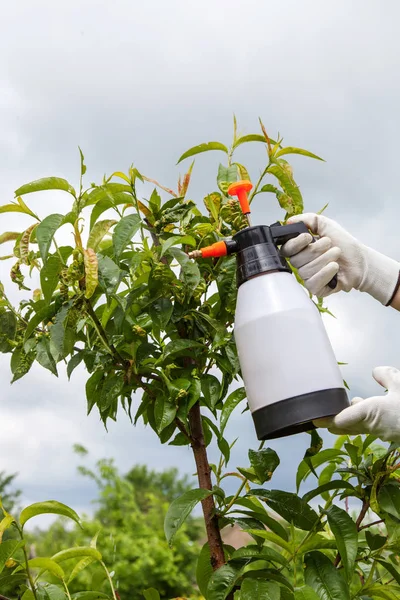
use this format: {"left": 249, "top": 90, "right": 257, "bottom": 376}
{"left": 188, "top": 403, "right": 226, "bottom": 570}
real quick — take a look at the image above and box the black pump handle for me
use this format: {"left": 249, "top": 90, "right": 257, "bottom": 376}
{"left": 270, "top": 222, "right": 338, "bottom": 290}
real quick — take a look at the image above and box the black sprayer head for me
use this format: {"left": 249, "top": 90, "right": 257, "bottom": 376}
{"left": 233, "top": 222, "right": 310, "bottom": 287}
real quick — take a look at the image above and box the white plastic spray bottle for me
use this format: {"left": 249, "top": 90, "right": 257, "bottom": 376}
{"left": 189, "top": 180, "right": 349, "bottom": 440}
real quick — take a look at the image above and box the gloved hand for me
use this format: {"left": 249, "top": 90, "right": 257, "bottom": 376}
{"left": 314, "top": 366, "right": 400, "bottom": 442}
{"left": 281, "top": 213, "right": 400, "bottom": 305}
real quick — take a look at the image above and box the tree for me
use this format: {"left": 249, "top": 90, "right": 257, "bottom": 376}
{"left": 0, "top": 472, "right": 21, "bottom": 514}
{"left": 30, "top": 454, "right": 202, "bottom": 599}
{"left": 1, "top": 118, "right": 400, "bottom": 598}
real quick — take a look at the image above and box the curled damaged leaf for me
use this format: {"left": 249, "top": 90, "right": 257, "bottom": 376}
{"left": 87, "top": 219, "right": 117, "bottom": 251}
{"left": 0, "top": 232, "right": 20, "bottom": 245}
{"left": 20, "top": 223, "right": 38, "bottom": 265}
{"left": 83, "top": 249, "right": 99, "bottom": 298}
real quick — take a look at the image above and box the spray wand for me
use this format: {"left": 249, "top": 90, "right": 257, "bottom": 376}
{"left": 188, "top": 180, "right": 253, "bottom": 259}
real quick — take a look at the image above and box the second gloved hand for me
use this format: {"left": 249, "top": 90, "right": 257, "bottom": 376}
{"left": 314, "top": 366, "right": 400, "bottom": 443}
{"left": 281, "top": 213, "right": 400, "bottom": 305}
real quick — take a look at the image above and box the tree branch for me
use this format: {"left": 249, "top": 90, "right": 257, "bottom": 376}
{"left": 188, "top": 402, "right": 225, "bottom": 570}
{"left": 359, "top": 519, "right": 384, "bottom": 531}
{"left": 356, "top": 499, "right": 370, "bottom": 530}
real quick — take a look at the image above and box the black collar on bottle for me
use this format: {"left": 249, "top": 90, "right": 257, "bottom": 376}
{"left": 233, "top": 225, "right": 291, "bottom": 287}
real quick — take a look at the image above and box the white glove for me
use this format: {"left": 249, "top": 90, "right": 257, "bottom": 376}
{"left": 281, "top": 213, "right": 400, "bottom": 305}
{"left": 314, "top": 366, "right": 400, "bottom": 443}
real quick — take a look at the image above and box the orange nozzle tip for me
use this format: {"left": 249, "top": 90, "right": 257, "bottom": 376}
{"left": 201, "top": 241, "right": 228, "bottom": 258}
{"left": 227, "top": 180, "right": 253, "bottom": 196}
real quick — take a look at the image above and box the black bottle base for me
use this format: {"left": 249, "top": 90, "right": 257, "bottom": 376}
{"left": 252, "top": 388, "right": 350, "bottom": 440}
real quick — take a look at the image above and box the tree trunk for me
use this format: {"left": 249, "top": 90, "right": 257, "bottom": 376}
{"left": 188, "top": 403, "right": 226, "bottom": 570}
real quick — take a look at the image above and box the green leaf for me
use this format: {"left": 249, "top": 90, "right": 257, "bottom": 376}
{"left": 79, "top": 146, "right": 87, "bottom": 176}
{"left": 248, "top": 448, "right": 280, "bottom": 484}
{"left": 326, "top": 505, "right": 358, "bottom": 581}
{"left": 304, "top": 551, "right": 350, "bottom": 600}
{"left": 154, "top": 396, "right": 177, "bottom": 433}
{"left": 68, "top": 556, "right": 96, "bottom": 584}
{"left": 97, "top": 255, "right": 121, "bottom": 297}
{"left": 24, "top": 304, "right": 57, "bottom": 343}
{"left": 160, "top": 234, "right": 196, "bottom": 257}
{"left": 20, "top": 500, "right": 80, "bottom": 528}
{"left": 345, "top": 442, "right": 361, "bottom": 466}
{"left": 40, "top": 255, "right": 62, "bottom": 303}
{"left": 86, "top": 370, "right": 103, "bottom": 414}
{"left": 378, "top": 483, "right": 400, "bottom": 519}
{"left": 36, "top": 337, "right": 58, "bottom": 376}
{"left": 143, "top": 589, "right": 160, "bottom": 600}
{"left": 16, "top": 177, "right": 76, "bottom": 196}
{"left": 233, "top": 134, "right": 278, "bottom": 149}
{"left": 201, "top": 374, "right": 221, "bottom": 410}
{"left": 297, "top": 533, "right": 337, "bottom": 555}
{"left": 275, "top": 147, "right": 324, "bottom": 161}
{"left": 251, "top": 489, "right": 319, "bottom": 531}
{"left": 302, "top": 480, "right": 355, "bottom": 503}
{"left": 220, "top": 387, "right": 246, "bottom": 434}
{"left": 206, "top": 563, "right": 241, "bottom": 600}
{"left": 11, "top": 347, "right": 35, "bottom": 382}
{"left": 168, "top": 247, "right": 201, "bottom": 296}
{"left": 241, "top": 579, "right": 280, "bottom": 600}
{"left": 245, "top": 530, "right": 292, "bottom": 553}
{"left": 177, "top": 142, "right": 228, "bottom": 164}
{"left": 296, "top": 449, "right": 346, "bottom": 492}
{"left": 375, "top": 558, "right": 400, "bottom": 586}
{"left": 0, "top": 539, "right": 24, "bottom": 574}
{"left": 164, "top": 488, "right": 213, "bottom": 544}
{"left": 51, "top": 546, "right": 102, "bottom": 563}
{"left": 149, "top": 298, "right": 173, "bottom": 329}
{"left": 294, "top": 586, "right": 321, "bottom": 600}
{"left": 50, "top": 303, "right": 71, "bottom": 361}
{"left": 0, "top": 312, "right": 17, "bottom": 353}
{"left": 362, "top": 585, "right": 400, "bottom": 600}
{"left": 89, "top": 191, "right": 132, "bottom": 229}
{"left": 365, "top": 530, "right": 386, "bottom": 550}
{"left": 231, "top": 545, "right": 288, "bottom": 568}
{"left": 258, "top": 183, "right": 280, "bottom": 195}
{"left": 113, "top": 214, "right": 141, "bottom": 258}
{"left": 0, "top": 199, "right": 39, "bottom": 220}
{"left": 196, "top": 543, "right": 214, "bottom": 598}
{"left": 36, "top": 583, "right": 67, "bottom": 600}
{"left": 217, "top": 164, "right": 238, "bottom": 195}
{"left": 36, "top": 214, "right": 64, "bottom": 263}
{"left": 87, "top": 220, "right": 116, "bottom": 251}
{"left": 0, "top": 514, "right": 14, "bottom": 535}
{"left": 27, "top": 557, "right": 64, "bottom": 579}
{"left": 161, "top": 339, "right": 203, "bottom": 363}
{"left": 148, "top": 188, "right": 161, "bottom": 215}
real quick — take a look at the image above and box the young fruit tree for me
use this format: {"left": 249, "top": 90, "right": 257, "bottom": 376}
{"left": 1, "top": 119, "right": 400, "bottom": 599}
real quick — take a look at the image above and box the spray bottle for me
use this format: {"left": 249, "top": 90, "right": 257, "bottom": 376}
{"left": 189, "top": 180, "right": 349, "bottom": 440}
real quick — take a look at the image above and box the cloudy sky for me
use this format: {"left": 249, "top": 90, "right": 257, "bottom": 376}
{"left": 1, "top": 0, "right": 400, "bottom": 525}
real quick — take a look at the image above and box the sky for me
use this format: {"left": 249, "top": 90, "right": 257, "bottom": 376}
{"left": 1, "top": 0, "right": 400, "bottom": 527}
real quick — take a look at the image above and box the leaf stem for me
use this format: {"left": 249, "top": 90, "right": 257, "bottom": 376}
{"left": 62, "top": 580, "right": 73, "bottom": 600}
{"left": 249, "top": 162, "right": 270, "bottom": 203}
{"left": 21, "top": 541, "right": 38, "bottom": 600}
{"left": 101, "top": 561, "right": 118, "bottom": 600}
